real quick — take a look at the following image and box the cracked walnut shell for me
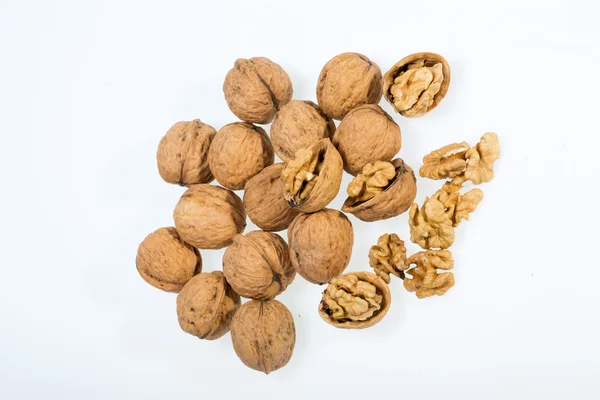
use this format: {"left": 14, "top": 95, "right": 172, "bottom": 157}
{"left": 317, "top": 53, "right": 383, "bottom": 120}
{"left": 404, "top": 250, "right": 455, "bottom": 298}
{"left": 383, "top": 52, "right": 451, "bottom": 118}
{"left": 231, "top": 300, "right": 295, "bottom": 374}
{"left": 208, "top": 122, "right": 274, "bottom": 190}
{"left": 319, "top": 272, "right": 391, "bottom": 329}
{"left": 223, "top": 231, "right": 296, "bottom": 301}
{"left": 177, "top": 271, "right": 241, "bottom": 340}
{"left": 282, "top": 139, "right": 343, "bottom": 213}
{"left": 332, "top": 104, "right": 402, "bottom": 175}
{"left": 243, "top": 163, "right": 300, "bottom": 232}
{"left": 223, "top": 57, "right": 293, "bottom": 124}
{"left": 270, "top": 100, "right": 335, "bottom": 162}
{"left": 368, "top": 233, "right": 407, "bottom": 284}
{"left": 288, "top": 209, "right": 353, "bottom": 285}
{"left": 173, "top": 184, "right": 246, "bottom": 249}
{"left": 465, "top": 132, "right": 501, "bottom": 184}
{"left": 419, "top": 142, "right": 470, "bottom": 180}
{"left": 342, "top": 159, "right": 417, "bottom": 222}
{"left": 136, "top": 227, "right": 202, "bottom": 292}
{"left": 156, "top": 119, "right": 215, "bottom": 185}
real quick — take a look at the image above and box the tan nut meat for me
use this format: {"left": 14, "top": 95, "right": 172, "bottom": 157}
{"left": 368, "top": 233, "right": 407, "bottom": 283}
{"left": 404, "top": 250, "right": 455, "bottom": 299}
{"left": 419, "top": 142, "right": 470, "bottom": 180}
{"left": 465, "top": 132, "right": 501, "bottom": 184}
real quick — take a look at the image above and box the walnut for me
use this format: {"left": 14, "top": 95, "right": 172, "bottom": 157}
{"left": 404, "top": 250, "right": 455, "bottom": 298}
{"left": 282, "top": 139, "right": 343, "bottom": 213}
{"left": 465, "top": 133, "right": 501, "bottom": 184}
{"left": 288, "top": 209, "right": 353, "bottom": 285}
{"left": 223, "top": 231, "right": 296, "bottom": 301}
{"left": 243, "top": 163, "right": 301, "bottom": 232}
{"left": 316, "top": 53, "right": 383, "bottom": 120}
{"left": 173, "top": 184, "right": 246, "bottom": 249}
{"left": 176, "top": 271, "right": 241, "bottom": 340}
{"left": 318, "top": 272, "right": 391, "bottom": 329}
{"left": 208, "top": 122, "right": 274, "bottom": 190}
{"left": 419, "top": 142, "right": 470, "bottom": 180}
{"left": 230, "top": 300, "right": 295, "bottom": 374}
{"left": 332, "top": 104, "right": 402, "bottom": 175}
{"left": 342, "top": 158, "right": 417, "bottom": 222}
{"left": 223, "top": 57, "right": 293, "bottom": 124}
{"left": 455, "top": 188, "right": 484, "bottom": 225}
{"left": 135, "top": 227, "right": 202, "bottom": 292}
{"left": 156, "top": 120, "right": 216, "bottom": 186}
{"left": 270, "top": 100, "right": 335, "bottom": 162}
{"left": 383, "top": 52, "right": 451, "bottom": 118}
{"left": 368, "top": 233, "right": 407, "bottom": 283}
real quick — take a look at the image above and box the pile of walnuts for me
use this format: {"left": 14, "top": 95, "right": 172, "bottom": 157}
{"left": 136, "top": 52, "right": 500, "bottom": 374}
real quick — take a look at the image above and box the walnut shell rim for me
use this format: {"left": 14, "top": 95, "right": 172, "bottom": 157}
{"left": 383, "top": 52, "right": 451, "bottom": 117}
{"left": 318, "top": 271, "right": 391, "bottom": 329}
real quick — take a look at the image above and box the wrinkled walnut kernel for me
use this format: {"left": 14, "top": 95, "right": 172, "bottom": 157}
{"left": 404, "top": 250, "right": 455, "bottom": 298}
{"left": 409, "top": 199, "right": 456, "bottom": 250}
{"left": 465, "top": 133, "right": 500, "bottom": 184}
{"left": 282, "top": 148, "right": 323, "bottom": 202}
{"left": 322, "top": 274, "right": 383, "bottom": 322}
{"left": 454, "top": 188, "right": 484, "bottom": 226}
{"left": 391, "top": 62, "right": 443, "bottom": 118}
{"left": 347, "top": 161, "right": 396, "bottom": 203}
{"left": 368, "top": 233, "right": 407, "bottom": 283}
{"left": 419, "top": 142, "right": 470, "bottom": 180}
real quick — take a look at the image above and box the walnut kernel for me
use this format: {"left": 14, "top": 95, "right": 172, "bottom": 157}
{"left": 404, "top": 250, "right": 455, "bottom": 298}
{"left": 368, "top": 233, "right": 407, "bottom": 283}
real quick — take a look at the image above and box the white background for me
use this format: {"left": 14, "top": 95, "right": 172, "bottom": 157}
{"left": 1, "top": 0, "right": 599, "bottom": 398}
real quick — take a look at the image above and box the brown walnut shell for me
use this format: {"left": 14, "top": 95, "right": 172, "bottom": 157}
{"left": 173, "top": 184, "right": 246, "bottom": 249}
{"left": 223, "top": 57, "right": 293, "bottom": 124}
{"left": 230, "top": 300, "right": 296, "bottom": 374}
{"left": 332, "top": 104, "right": 401, "bottom": 175}
{"left": 156, "top": 120, "right": 215, "bottom": 185}
{"left": 316, "top": 53, "right": 383, "bottom": 120}
{"left": 176, "top": 271, "right": 241, "bottom": 340}
{"left": 135, "top": 227, "right": 202, "bottom": 292}
{"left": 342, "top": 158, "right": 417, "bottom": 222}
{"left": 287, "top": 209, "right": 354, "bottom": 284}
{"left": 318, "top": 271, "right": 391, "bottom": 329}
{"left": 243, "top": 163, "right": 300, "bottom": 232}
{"left": 223, "top": 231, "right": 296, "bottom": 300}
{"left": 208, "top": 122, "right": 274, "bottom": 190}
{"left": 270, "top": 100, "right": 335, "bottom": 162}
{"left": 383, "top": 52, "right": 451, "bottom": 117}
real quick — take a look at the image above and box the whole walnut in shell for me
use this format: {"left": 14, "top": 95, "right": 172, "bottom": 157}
{"left": 270, "top": 100, "right": 335, "bottom": 162}
{"left": 332, "top": 104, "right": 401, "bottom": 175}
{"left": 383, "top": 52, "right": 451, "bottom": 118}
{"left": 287, "top": 209, "right": 354, "bottom": 284}
{"left": 136, "top": 227, "right": 202, "bottom": 292}
{"left": 342, "top": 159, "right": 417, "bottom": 222}
{"left": 317, "top": 53, "right": 383, "bottom": 120}
{"left": 173, "top": 184, "right": 246, "bottom": 249}
{"left": 281, "top": 139, "right": 343, "bottom": 213}
{"left": 319, "top": 272, "right": 391, "bottom": 329}
{"left": 230, "top": 300, "right": 296, "bottom": 374}
{"left": 156, "top": 120, "right": 215, "bottom": 185}
{"left": 208, "top": 122, "right": 274, "bottom": 190}
{"left": 177, "top": 271, "right": 241, "bottom": 340}
{"left": 223, "top": 231, "right": 296, "bottom": 301}
{"left": 243, "top": 163, "right": 300, "bottom": 232}
{"left": 223, "top": 57, "right": 293, "bottom": 124}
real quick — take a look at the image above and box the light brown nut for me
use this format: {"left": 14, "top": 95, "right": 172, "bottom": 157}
{"left": 176, "top": 271, "right": 241, "bottom": 340}
{"left": 342, "top": 158, "right": 417, "bottom": 222}
{"left": 346, "top": 161, "right": 397, "bottom": 203}
{"left": 408, "top": 195, "right": 456, "bottom": 249}
{"left": 316, "top": 53, "right": 383, "bottom": 120}
{"left": 243, "top": 163, "right": 301, "bottom": 232}
{"left": 231, "top": 300, "right": 295, "bottom": 374}
{"left": 288, "top": 209, "right": 353, "bottom": 285}
{"left": 454, "top": 188, "right": 484, "bottom": 226}
{"left": 332, "top": 104, "right": 402, "bottom": 175}
{"left": 223, "top": 57, "right": 293, "bottom": 124}
{"left": 270, "top": 100, "right": 335, "bottom": 162}
{"left": 383, "top": 52, "right": 451, "bottom": 118}
{"left": 156, "top": 120, "right": 216, "bottom": 185}
{"left": 465, "top": 132, "right": 501, "bottom": 184}
{"left": 135, "top": 227, "right": 202, "bottom": 292}
{"left": 419, "top": 142, "right": 470, "bottom": 180}
{"left": 368, "top": 233, "right": 407, "bottom": 283}
{"left": 318, "top": 272, "right": 391, "bottom": 329}
{"left": 223, "top": 231, "right": 296, "bottom": 301}
{"left": 282, "top": 139, "right": 343, "bottom": 213}
{"left": 208, "top": 122, "right": 274, "bottom": 190}
{"left": 404, "top": 250, "right": 455, "bottom": 299}
{"left": 173, "top": 184, "right": 246, "bottom": 249}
